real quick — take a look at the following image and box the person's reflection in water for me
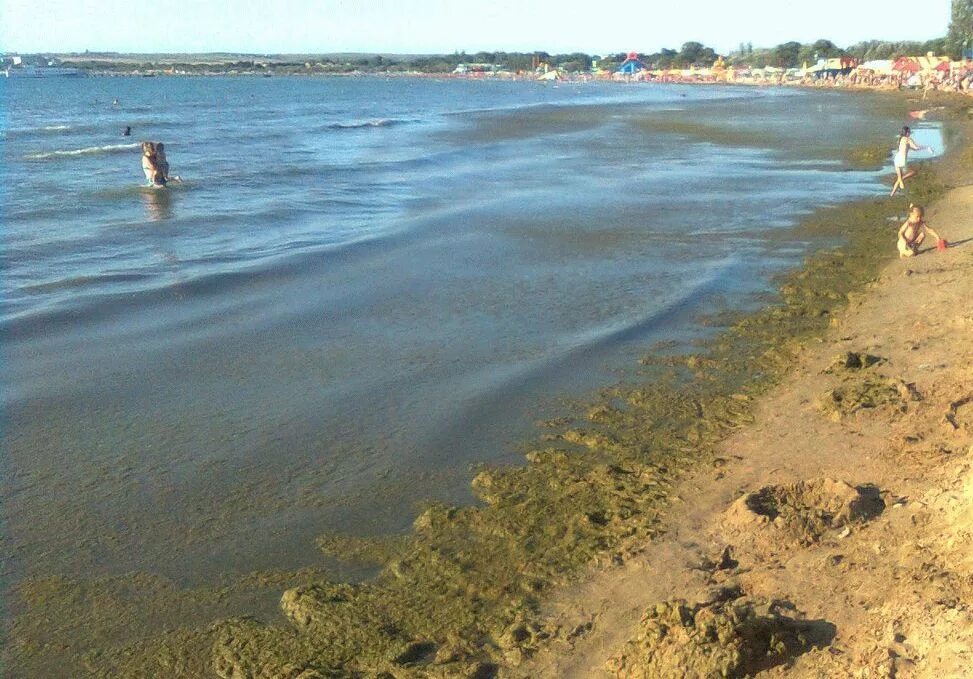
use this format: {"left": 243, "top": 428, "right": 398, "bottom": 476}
{"left": 141, "top": 186, "right": 174, "bottom": 222}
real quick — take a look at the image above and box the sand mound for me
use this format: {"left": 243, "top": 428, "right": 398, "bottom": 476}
{"left": 722, "top": 479, "right": 885, "bottom": 550}
{"left": 817, "top": 376, "right": 921, "bottom": 419}
{"left": 606, "top": 588, "right": 833, "bottom": 679}
{"left": 815, "top": 350, "right": 922, "bottom": 420}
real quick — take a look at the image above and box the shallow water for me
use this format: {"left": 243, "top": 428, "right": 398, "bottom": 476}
{"left": 0, "top": 77, "right": 937, "bottom": 593}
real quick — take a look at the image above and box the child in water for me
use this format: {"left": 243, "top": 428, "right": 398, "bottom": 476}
{"left": 897, "top": 204, "right": 945, "bottom": 258}
{"left": 155, "top": 142, "right": 170, "bottom": 182}
{"left": 890, "top": 126, "right": 931, "bottom": 197}
{"left": 152, "top": 142, "right": 180, "bottom": 183}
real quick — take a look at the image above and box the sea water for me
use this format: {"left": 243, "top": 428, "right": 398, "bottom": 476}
{"left": 0, "top": 77, "right": 936, "bottom": 592}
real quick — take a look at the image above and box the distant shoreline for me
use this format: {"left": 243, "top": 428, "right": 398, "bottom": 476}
{"left": 8, "top": 66, "right": 967, "bottom": 99}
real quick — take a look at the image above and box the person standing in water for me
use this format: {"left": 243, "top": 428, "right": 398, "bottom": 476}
{"left": 890, "top": 126, "right": 932, "bottom": 197}
{"left": 140, "top": 142, "right": 166, "bottom": 187}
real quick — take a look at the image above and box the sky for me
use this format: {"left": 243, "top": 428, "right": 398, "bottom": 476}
{"left": 0, "top": 0, "right": 953, "bottom": 55}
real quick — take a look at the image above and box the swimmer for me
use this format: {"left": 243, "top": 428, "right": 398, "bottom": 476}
{"left": 890, "top": 126, "right": 931, "bottom": 197}
{"left": 897, "top": 204, "right": 944, "bottom": 258}
{"left": 123, "top": 126, "right": 131, "bottom": 136}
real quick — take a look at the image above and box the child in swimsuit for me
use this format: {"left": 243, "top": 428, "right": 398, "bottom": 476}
{"left": 153, "top": 142, "right": 180, "bottom": 182}
{"left": 897, "top": 204, "right": 944, "bottom": 258}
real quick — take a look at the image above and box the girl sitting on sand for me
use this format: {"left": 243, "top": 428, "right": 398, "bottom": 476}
{"left": 897, "top": 204, "right": 945, "bottom": 258}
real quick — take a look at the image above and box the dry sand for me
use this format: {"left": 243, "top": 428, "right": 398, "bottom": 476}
{"left": 517, "top": 174, "right": 973, "bottom": 676}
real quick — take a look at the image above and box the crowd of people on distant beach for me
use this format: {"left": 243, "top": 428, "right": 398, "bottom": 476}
{"left": 778, "top": 70, "right": 973, "bottom": 94}
{"left": 596, "top": 63, "right": 973, "bottom": 94}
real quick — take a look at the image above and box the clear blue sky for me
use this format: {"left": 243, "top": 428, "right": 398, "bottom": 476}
{"left": 0, "top": 0, "right": 952, "bottom": 55}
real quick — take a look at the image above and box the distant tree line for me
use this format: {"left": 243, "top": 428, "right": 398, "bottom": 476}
{"left": 727, "top": 37, "right": 948, "bottom": 69}
{"left": 948, "top": 0, "right": 973, "bottom": 57}
{"left": 55, "top": 52, "right": 595, "bottom": 74}
{"left": 39, "top": 13, "right": 972, "bottom": 77}
{"left": 404, "top": 51, "right": 593, "bottom": 73}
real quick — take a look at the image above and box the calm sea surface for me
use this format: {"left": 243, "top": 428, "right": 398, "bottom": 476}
{"left": 0, "top": 77, "right": 935, "bottom": 591}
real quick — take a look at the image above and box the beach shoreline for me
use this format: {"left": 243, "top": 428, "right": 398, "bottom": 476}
{"left": 521, "top": 92, "right": 973, "bottom": 678}
{"left": 5, "top": 89, "right": 971, "bottom": 678}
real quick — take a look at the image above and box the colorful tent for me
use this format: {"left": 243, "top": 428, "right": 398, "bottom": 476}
{"left": 893, "top": 57, "right": 920, "bottom": 73}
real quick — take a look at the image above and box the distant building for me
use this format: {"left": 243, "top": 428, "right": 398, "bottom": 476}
{"left": 453, "top": 63, "right": 501, "bottom": 75}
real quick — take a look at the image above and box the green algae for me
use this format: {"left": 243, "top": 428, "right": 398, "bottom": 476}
{"left": 817, "top": 350, "right": 922, "bottom": 420}
{"left": 6, "top": 106, "right": 956, "bottom": 678}
{"left": 630, "top": 116, "right": 770, "bottom": 148}
{"left": 818, "top": 376, "right": 920, "bottom": 419}
{"left": 606, "top": 590, "right": 832, "bottom": 678}
{"left": 844, "top": 142, "right": 892, "bottom": 171}
{"left": 4, "top": 569, "right": 334, "bottom": 679}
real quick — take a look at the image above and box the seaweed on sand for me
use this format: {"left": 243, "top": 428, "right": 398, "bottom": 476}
{"left": 606, "top": 590, "right": 835, "bottom": 679}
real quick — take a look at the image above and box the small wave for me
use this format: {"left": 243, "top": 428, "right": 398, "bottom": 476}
{"left": 5, "top": 123, "right": 76, "bottom": 137}
{"left": 22, "top": 272, "right": 151, "bottom": 294}
{"left": 325, "top": 118, "right": 406, "bottom": 130}
{"left": 24, "top": 143, "right": 140, "bottom": 160}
